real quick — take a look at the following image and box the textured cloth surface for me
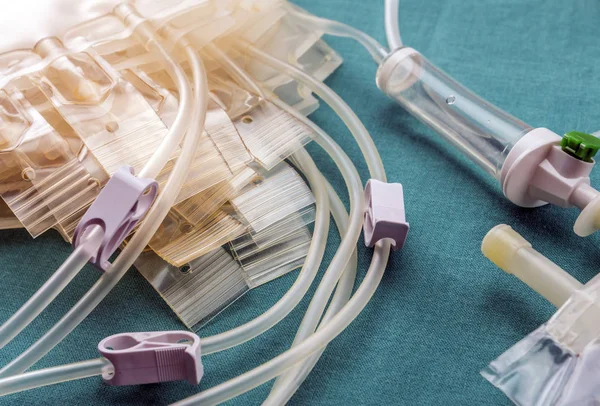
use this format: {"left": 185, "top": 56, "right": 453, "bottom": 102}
{"left": 1, "top": 0, "right": 600, "bottom": 404}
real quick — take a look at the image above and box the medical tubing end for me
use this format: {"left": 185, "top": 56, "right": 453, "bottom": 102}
{"left": 481, "top": 224, "right": 530, "bottom": 272}
{"left": 482, "top": 225, "right": 582, "bottom": 307}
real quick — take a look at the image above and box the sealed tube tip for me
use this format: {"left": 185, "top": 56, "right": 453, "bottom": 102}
{"left": 481, "top": 224, "right": 531, "bottom": 273}
{"left": 481, "top": 224, "right": 582, "bottom": 307}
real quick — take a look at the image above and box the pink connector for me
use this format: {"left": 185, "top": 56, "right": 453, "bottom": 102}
{"left": 98, "top": 331, "right": 203, "bottom": 386}
{"left": 72, "top": 166, "right": 158, "bottom": 271}
{"left": 363, "top": 179, "right": 409, "bottom": 251}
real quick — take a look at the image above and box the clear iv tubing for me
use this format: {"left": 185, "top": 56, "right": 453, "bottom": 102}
{"left": 204, "top": 43, "right": 266, "bottom": 98}
{"left": 0, "top": 358, "right": 112, "bottom": 396}
{"left": 283, "top": 3, "right": 388, "bottom": 64}
{"left": 175, "top": 251, "right": 390, "bottom": 405}
{"left": 114, "top": 5, "right": 194, "bottom": 180}
{"left": 0, "top": 52, "right": 376, "bottom": 402}
{"left": 384, "top": 0, "right": 403, "bottom": 50}
{"left": 138, "top": 35, "right": 193, "bottom": 179}
{"left": 267, "top": 97, "right": 366, "bottom": 394}
{"left": 244, "top": 44, "right": 386, "bottom": 188}
{"left": 265, "top": 183, "right": 358, "bottom": 406}
{"left": 0, "top": 181, "right": 353, "bottom": 399}
{"left": 202, "top": 50, "right": 364, "bottom": 371}
{"left": 195, "top": 50, "right": 363, "bottom": 355}
{"left": 0, "top": 44, "right": 207, "bottom": 378}
{"left": 0, "top": 226, "right": 103, "bottom": 349}
{"left": 172, "top": 46, "right": 390, "bottom": 406}
{"left": 252, "top": 45, "right": 386, "bottom": 399}
{"left": 0, "top": 14, "right": 194, "bottom": 350}
{"left": 199, "top": 112, "right": 360, "bottom": 355}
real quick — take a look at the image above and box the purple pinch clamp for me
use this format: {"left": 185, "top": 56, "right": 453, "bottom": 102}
{"left": 363, "top": 179, "right": 409, "bottom": 251}
{"left": 99, "top": 331, "right": 203, "bottom": 386}
{"left": 72, "top": 166, "right": 158, "bottom": 272}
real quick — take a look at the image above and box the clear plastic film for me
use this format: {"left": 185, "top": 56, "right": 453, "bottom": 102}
{"left": 209, "top": 76, "right": 315, "bottom": 170}
{"left": 234, "top": 221, "right": 313, "bottom": 289}
{"left": 174, "top": 167, "right": 258, "bottom": 226}
{"left": 149, "top": 206, "right": 246, "bottom": 267}
{"left": 483, "top": 325, "right": 575, "bottom": 406}
{"left": 232, "top": 99, "right": 314, "bottom": 170}
{"left": 204, "top": 96, "right": 253, "bottom": 173}
{"left": 137, "top": 205, "right": 314, "bottom": 329}
{"left": 242, "top": 10, "right": 343, "bottom": 115}
{"left": 154, "top": 133, "right": 232, "bottom": 204}
{"left": 58, "top": 0, "right": 282, "bottom": 75}
{"left": 120, "top": 68, "right": 180, "bottom": 127}
{"left": 484, "top": 272, "right": 600, "bottom": 405}
{"left": 482, "top": 324, "right": 600, "bottom": 406}
{"left": 30, "top": 39, "right": 172, "bottom": 176}
{"left": 545, "top": 272, "right": 600, "bottom": 355}
{"left": 55, "top": 206, "right": 90, "bottom": 242}
{"left": 135, "top": 247, "right": 249, "bottom": 331}
{"left": 231, "top": 204, "right": 316, "bottom": 251}
{"left": 148, "top": 161, "right": 315, "bottom": 268}
{"left": 209, "top": 74, "right": 259, "bottom": 119}
{"left": 231, "top": 162, "right": 316, "bottom": 232}
{"left": 48, "top": 0, "right": 333, "bottom": 115}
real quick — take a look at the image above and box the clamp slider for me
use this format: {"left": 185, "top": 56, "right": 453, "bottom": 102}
{"left": 98, "top": 331, "right": 203, "bottom": 386}
{"left": 72, "top": 166, "right": 158, "bottom": 271}
{"left": 363, "top": 179, "right": 409, "bottom": 251}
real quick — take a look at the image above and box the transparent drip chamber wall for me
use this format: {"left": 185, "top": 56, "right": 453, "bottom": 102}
{"left": 377, "top": 48, "right": 532, "bottom": 178}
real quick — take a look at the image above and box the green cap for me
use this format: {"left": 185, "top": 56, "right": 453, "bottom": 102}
{"left": 561, "top": 131, "right": 600, "bottom": 162}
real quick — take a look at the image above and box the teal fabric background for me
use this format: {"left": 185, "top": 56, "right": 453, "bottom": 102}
{"left": 1, "top": 0, "right": 600, "bottom": 404}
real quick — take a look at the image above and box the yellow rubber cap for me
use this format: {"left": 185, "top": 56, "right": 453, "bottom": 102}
{"left": 481, "top": 224, "right": 531, "bottom": 273}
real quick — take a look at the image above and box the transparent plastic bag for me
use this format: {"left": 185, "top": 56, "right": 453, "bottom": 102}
{"left": 174, "top": 167, "right": 258, "bottom": 226}
{"left": 137, "top": 209, "right": 314, "bottom": 329}
{"left": 135, "top": 247, "right": 249, "bottom": 331}
{"left": 482, "top": 325, "right": 576, "bottom": 406}
{"left": 149, "top": 162, "right": 314, "bottom": 268}
{"left": 209, "top": 76, "right": 315, "bottom": 170}
{"left": 231, "top": 204, "right": 315, "bottom": 251}
{"left": 149, "top": 206, "right": 246, "bottom": 267}
{"left": 231, "top": 162, "right": 316, "bottom": 232}
{"left": 235, "top": 221, "right": 312, "bottom": 288}
{"left": 155, "top": 134, "right": 233, "bottom": 205}
{"left": 484, "top": 274, "right": 600, "bottom": 405}
{"left": 30, "top": 41, "right": 171, "bottom": 176}
{"left": 205, "top": 97, "right": 253, "bottom": 173}
{"left": 232, "top": 99, "right": 314, "bottom": 169}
